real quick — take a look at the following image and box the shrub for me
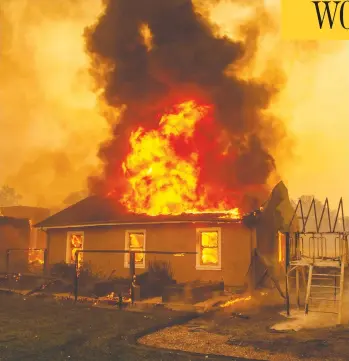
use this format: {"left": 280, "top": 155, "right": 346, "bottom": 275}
{"left": 137, "top": 260, "right": 175, "bottom": 298}
{"left": 50, "top": 262, "right": 96, "bottom": 286}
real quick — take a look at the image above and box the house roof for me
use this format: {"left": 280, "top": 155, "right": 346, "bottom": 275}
{"left": 0, "top": 216, "right": 30, "bottom": 228}
{"left": 1, "top": 206, "right": 51, "bottom": 224}
{"left": 34, "top": 195, "right": 241, "bottom": 229}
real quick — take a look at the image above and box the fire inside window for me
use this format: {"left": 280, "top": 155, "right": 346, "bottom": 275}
{"left": 68, "top": 233, "right": 83, "bottom": 265}
{"left": 126, "top": 232, "right": 145, "bottom": 266}
{"left": 278, "top": 231, "right": 285, "bottom": 263}
{"left": 199, "top": 231, "right": 219, "bottom": 266}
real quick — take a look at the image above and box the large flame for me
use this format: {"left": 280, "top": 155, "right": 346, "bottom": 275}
{"left": 119, "top": 100, "right": 240, "bottom": 218}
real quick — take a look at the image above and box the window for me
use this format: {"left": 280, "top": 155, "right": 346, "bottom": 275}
{"left": 196, "top": 228, "right": 221, "bottom": 270}
{"left": 66, "top": 232, "right": 84, "bottom": 266}
{"left": 124, "top": 230, "right": 146, "bottom": 268}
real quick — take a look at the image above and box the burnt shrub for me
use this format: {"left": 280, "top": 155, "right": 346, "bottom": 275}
{"left": 50, "top": 262, "right": 96, "bottom": 287}
{"left": 136, "top": 260, "right": 176, "bottom": 299}
{"left": 93, "top": 278, "right": 130, "bottom": 297}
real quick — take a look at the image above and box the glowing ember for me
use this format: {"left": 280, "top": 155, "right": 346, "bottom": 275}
{"left": 220, "top": 291, "right": 268, "bottom": 308}
{"left": 220, "top": 295, "right": 252, "bottom": 308}
{"left": 106, "top": 292, "right": 116, "bottom": 299}
{"left": 120, "top": 100, "right": 240, "bottom": 218}
{"left": 28, "top": 250, "right": 44, "bottom": 265}
{"left": 139, "top": 23, "right": 153, "bottom": 51}
{"left": 104, "top": 292, "right": 131, "bottom": 304}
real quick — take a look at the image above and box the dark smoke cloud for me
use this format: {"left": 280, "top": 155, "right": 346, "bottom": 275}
{"left": 85, "top": 0, "right": 282, "bottom": 207}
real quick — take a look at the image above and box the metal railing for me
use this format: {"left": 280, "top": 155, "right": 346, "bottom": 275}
{"left": 74, "top": 249, "right": 197, "bottom": 304}
{"left": 287, "top": 233, "right": 348, "bottom": 263}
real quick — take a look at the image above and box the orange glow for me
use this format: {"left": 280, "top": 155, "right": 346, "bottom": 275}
{"left": 0, "top": 1, "right": 108, "bottom": 208}
{"left": 69, "top": 234, "right": 84, "bottom": 267}
{"left": 128, "top": 233, "right": 145, "bottom": 264}
{"left": 200, "top": 231, "right": 219, "bottom": 265}
{"left": 28, "top": 250, "right": 44, "bottom": 265}
{"left": 120, "top": 100, "right": 240, "bottom": 218}
{"left": 220, "top": 295, "right": 252, "bottom": 308}
{"left": 139, "top": 23, "right": 153, "bottom": 51}
{"left": 278, "top": 232, "right": 284, "bottom": 263}
{"left": 202, "top": 248, "right": 218, "bottom": 265}
{"left": 220, "top": 291, "right": 268, "bottom": 308}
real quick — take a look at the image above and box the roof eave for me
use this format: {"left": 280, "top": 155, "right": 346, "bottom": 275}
{"left": 35, "top": 218, "right": 242, "bottom": 230}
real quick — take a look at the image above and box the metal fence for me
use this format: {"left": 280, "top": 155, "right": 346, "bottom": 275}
{"left": 73, "top": 249, "right": 197, "bottom": 304}
{"left": 288, "top": 232, "right": 349, "bottom": 263}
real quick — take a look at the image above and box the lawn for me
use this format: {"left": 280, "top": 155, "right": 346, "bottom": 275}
{"left": 0, "top": 292, "right": 233, "bottom": 361}
{"left": 4, "top": 289, "right": 347, "bottom": 361}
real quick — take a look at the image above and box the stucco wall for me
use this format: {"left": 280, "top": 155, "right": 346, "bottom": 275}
{"left": 0, "top": 218, "right": 31, "bottom": 272}
{"left": 1, "top": 206, "right": 50, "bottom": 259}
{"left": 47, "top": 222, "right": 253, "bottom": 287}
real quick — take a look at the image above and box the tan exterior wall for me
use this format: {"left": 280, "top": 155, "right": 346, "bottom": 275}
{"left": 0, "top": 221, "right": 31, "bottom": 272}
{"left": 1, "top": 206, "right": 50, "bottom": 255}
{"left": 47, "top": 229, "right": 67, "bottom": 266}
{"left": 46, "top": 222, "right": 253, "bottom": 287}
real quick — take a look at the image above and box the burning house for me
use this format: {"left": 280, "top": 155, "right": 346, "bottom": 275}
{"left": 33, "top": 0, "right": 295, "bottom": 293}
{"left": 34, "top": 181, "right": 295, "bottom": 291}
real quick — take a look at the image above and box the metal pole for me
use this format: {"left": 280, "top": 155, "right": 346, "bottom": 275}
{"left": 285, "top": 232, "right": 290, "bottom": 316}
{"left": 5, "top": 250, "right": 10, "bottom": 277}
{"left": 129, "top": 251, "right": 136, "bottom": 304}
{"left": 43, "top": 249, "right": 48, "bottom": 276}
{"left": 5, "top": 250, "right": 10, "bottom": 290}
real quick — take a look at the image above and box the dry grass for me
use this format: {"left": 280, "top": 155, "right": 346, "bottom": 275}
{"left": 0, "top": 292, "right": 202, "bottom": 361}
{"left": 3, "top": 288, "right": 349, "bottom": 361}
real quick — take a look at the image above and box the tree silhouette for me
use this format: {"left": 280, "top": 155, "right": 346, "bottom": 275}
{"left": 0, "top": 185, "right": 22, "bottom": 207}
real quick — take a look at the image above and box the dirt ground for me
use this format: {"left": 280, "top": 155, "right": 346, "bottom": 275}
{"left": 140, "top": 292, "right": 349, "bottom": 361}
{"left": 0, "top": 292, "right": 223, "bottom": 361}
{"left": 2, "top": 289, "right": 349, "bottom": 361}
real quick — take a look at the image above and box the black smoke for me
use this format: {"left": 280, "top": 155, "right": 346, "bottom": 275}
{"left": 85, "top": 0, "right": 281, "bottom": 209}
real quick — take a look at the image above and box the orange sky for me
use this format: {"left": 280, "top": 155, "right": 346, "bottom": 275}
{"left": 0, "top": 0, "right": 348, "bottom": 212}
{"left": 0, "top": 0, "right": 108, "bottom": 207}
{"left": 206, "top": 0, "right": 349, "bottom": 211}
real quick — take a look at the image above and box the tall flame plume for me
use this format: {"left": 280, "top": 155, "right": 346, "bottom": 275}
{"left": 119, "top": 100, "right": 240, "bottom": 217}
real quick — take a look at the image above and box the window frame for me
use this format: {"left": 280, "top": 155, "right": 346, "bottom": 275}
{"left": 196, "top": 227, "right": 222, "bottom": 270}
{"left": 124, "top": 229, "right": 146, "bottom": 269}
{"left": 66, "top": 231, "right": 84, "bottom": 264}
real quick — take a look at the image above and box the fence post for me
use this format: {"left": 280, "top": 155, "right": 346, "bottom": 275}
{"left": 6, "top": 250, "right": 10, "bottom": 277}
{"left": 285, "top": 232, "right": 290, "bottom": 316}
{"left": 43, "top": 249, "right": 48, "bottom": 276}
{"left": 129, "top": 251, "right": 136, "bottom": 304}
